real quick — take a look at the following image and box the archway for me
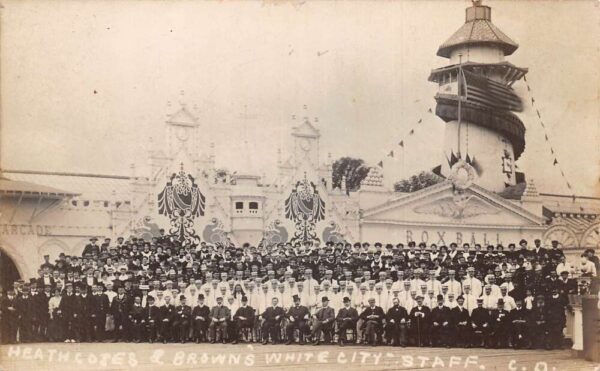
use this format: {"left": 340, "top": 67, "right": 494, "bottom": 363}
{"left": 0, "top": 248, "right": 21, "bottom": 291}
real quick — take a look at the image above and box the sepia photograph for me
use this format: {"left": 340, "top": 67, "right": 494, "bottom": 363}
{"left": 0, "top": 0, "right": 599, "bottom": 369}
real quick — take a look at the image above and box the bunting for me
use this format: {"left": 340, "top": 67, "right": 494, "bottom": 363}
{"left": 374, "top": 108, "right": 435, "bottom": 169}
{"left": 524, "top": 77, "right": 574, "bottom": 193}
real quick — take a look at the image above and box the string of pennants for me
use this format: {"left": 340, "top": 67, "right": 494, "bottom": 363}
{"left": 376, "top": 107, "right": 435, "bottom": 168}
{"left": 523, "top": 75, "right": 574, "bottom": 195}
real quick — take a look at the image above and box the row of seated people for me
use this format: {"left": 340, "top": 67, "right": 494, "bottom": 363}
{"left": 1, "top": 280, "right": 567, "bottom": 350}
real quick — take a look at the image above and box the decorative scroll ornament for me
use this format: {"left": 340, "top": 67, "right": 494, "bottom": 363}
{"left": 158, "top": 167, "right": 205, "bottom": 243}
{"left": 202, "top": 218, "right": 233, "bottom": 247}
{"left": 284, "top": 173, "right": 326, "bottom": 244}
{"left": 414, "top": 189, "right": 499, "bottom": 220}
{"left": 132, "top": 216, "right": 162, "bottom": 241}
{"left": 260, "top": 219, "right": 289, "bottom": 247}
{"left": 322, "top": 221, "right": 345, "bottom": 244}
{"left": 449, "top": 159, "right": 476, "bottom": 190}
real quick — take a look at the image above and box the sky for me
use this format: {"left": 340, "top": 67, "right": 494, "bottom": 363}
{"left": 1, "top": 0, "right": 598, "bottom": 196}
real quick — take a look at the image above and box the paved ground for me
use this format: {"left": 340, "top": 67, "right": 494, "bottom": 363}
{"left": 1, "top": 342, "right": 598, "bottom": 371}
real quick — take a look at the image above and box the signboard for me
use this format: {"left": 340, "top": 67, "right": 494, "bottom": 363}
{"left": 0, "top": 224, "right": 53, "bottom": 236}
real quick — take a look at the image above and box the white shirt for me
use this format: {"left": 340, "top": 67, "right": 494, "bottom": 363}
{"left": 482, "top": 293, "right": 498, "bottom": 310}
{"left": 445, "top": 279, "right": 462, "bottom": 297}
{"left": 500, "top": 294, "right": 517, "bottom": 312}
{"left": 462, "top": 276, "right": 482, "bottom": 297}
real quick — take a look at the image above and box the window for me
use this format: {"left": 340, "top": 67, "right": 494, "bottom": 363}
{"left": 249, "top": 202, "right": 259, "bottom": 210}
{"left": 235, "top": 202, "right": 244, "bottom": 210}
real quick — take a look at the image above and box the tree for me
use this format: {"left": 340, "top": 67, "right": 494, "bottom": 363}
{"left": 332, "top": 157, "right": 371, "bottom": 192}
{"left": 393, "top": 171, "right": 443, "bottom": 193}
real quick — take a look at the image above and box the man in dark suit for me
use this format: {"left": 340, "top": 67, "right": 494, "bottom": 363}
{"left": 286, "top": 294, "right": 311, "bottom": 345}
{"left": 490, "top": 298, "right": 510, "bottom": 348}
{"left": 231, "top": 296, "right": 255, "bottom": 344}
{"left": 129, "top": 296, "right": 146, "bottom": 342}
{"left": 159, "top": 295, "right": 176, "bottom": 343}
{"left": 29, "top": 284, "right": 46, "bottom": 341}
{"left": 38, "top": 285, "right": 52, "bottom": 341}
{"left": 74, "top": 284, "right": 92, "bottom": 342}
{"left": 386, "top": 297, "right": 409, "bottom": 346}
{"left": 531, "top": 239, "right": 546, "bottom": 259}
{"left": 336, "top": 296, "right": 358, "bottom": 346}
{"left": 547, "top": 240, "right": 565, "bottom": 262}
{"left": 82, "top": 237, "right": 100, "bottom": 257}
{"left": 1, "top": 289, "right": 19, "bottom": 343}
{"left": 531, "top": 295, "right": 549, "bottom": 349}
{"left": 208, "top": 296, "right": 231, "bottom": 343}
{"left": 471, "top": 298, "right": 491, "bottom": 347}
{"left": 110, "top": 285, "right": 131, "bottom": 342}
{"left": 430, "top": 294, "right": 451, "bottom": 347}
{"left": 144, "top": 295, "right": 161, "bottom": 343}
{"left": 451, "top": 295, "right": 471, "bottom": 347}
{"left": 359, "top": 297, "right": 385, "bottom": 346}
{"left": 409, "top": 295, "right": 430, "bottom": 347}
{"left": 90, "top": 284, "right": 110, "bottom": 341}
{"left": 173, "top": 295, "right": 192, "bottom": 343}
{"left": 546, "top": 287, "right": 567, "bottom": 349}
{"left": 556, "top": 270, "right": 576, "bottom": 299}
{"left": 15, "top": 285, "right": 36, "bottom": 343}
{"left": 260, "top": 297, "right": 285, "bottom": 344}
{"left": 509, "top": 298, "right": 530, "bottom": 349}
{"left": 39, "top": 255, "right": 55, "bottom": 272}
{"left": 59, "top": 283, "right": 77, "bottom": 343}
{"left": 192, "top": 294, "right": 210, "bottom": 343}
{"left": 312, "top": 296, "right": 335, "bottom": 345}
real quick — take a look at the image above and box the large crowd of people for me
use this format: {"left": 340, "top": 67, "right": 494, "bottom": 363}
{"left": 1, "top": 232, "right": 598, "bottom": 349}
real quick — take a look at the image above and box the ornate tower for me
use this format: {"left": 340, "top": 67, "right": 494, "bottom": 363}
{"left": 291, "top": 116, "right": 321, "bottom": 182}
{"left": 429, "top": 0, "right": 527, "bottom": 192}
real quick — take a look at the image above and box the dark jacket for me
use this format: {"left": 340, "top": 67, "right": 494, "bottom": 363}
{"left": 314, "top": 306, "right": 335, "bottom": 323}
{"left": 160, "top": 304, "right": 176, "bottom": 322}
{"left": 110, "top": 294, "right": 131, "bottom": 321}
{"left": 91, "top": 293, "right": 110, "bottom": 315}
{"left": 130, "top": 304, "right": 146, "bottom": 323}
{"left": 471, "top": 306, "right": 491, "bottom": 328}
{"left": 359, "top": 305, "right": 385, "bottom": 325}
{"left": 59, "top": 294, "right": 77, "bottom": 320}
{"left": 386, "top": 305, "right": 409, "bottom": 323}
{"left": 209, "top": 305, "right": 231, "bottom": 321}
{"left": 430, "top": 305, "right": 452, "bottom": 326}
{"left": 288, "top": 305, "right": 311, "bottom": 322}
{"left": 174, "top": 305, "right": 192, "bottom": 322}
{"left": 450, "top": 306, "right": 470, "bottom": 326}
{"left": 336, "top": 306, "right": 359, "bottom": 322}
{"left": 409, "top": 305, "right": 430, "bottom": 325}
{"left": 191, "top": 305, "right": 210, "bottom": 321}
{"left": 261, "top": 306, "right": 285, "bottom": 323}
{"left": 234, "top": 305, "right": 256, "bottom": 322}
{"left": 144, "top": 305, "right": 161, "bottom": 324}
{"left": 491, "top": 308, "right": 510, "bottom": 328}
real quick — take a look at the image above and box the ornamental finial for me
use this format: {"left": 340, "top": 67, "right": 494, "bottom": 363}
{"left": 472, "top": 0, "right": 482, "bottom": 6}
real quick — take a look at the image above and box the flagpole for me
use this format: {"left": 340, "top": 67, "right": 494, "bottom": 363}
{"left": 457, "top": 53, "right": 463, "bottom": 159}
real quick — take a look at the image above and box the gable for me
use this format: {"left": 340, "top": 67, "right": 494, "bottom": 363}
{"left": 292, "top": 119, "right": 320, "bottom": 138}
{"left": 362, "top": 181, "right": 543, "bottom": 227}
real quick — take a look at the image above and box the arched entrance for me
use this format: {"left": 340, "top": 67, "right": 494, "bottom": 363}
{"left": 0, "top": 248, "right": 21, "bottom": 290}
